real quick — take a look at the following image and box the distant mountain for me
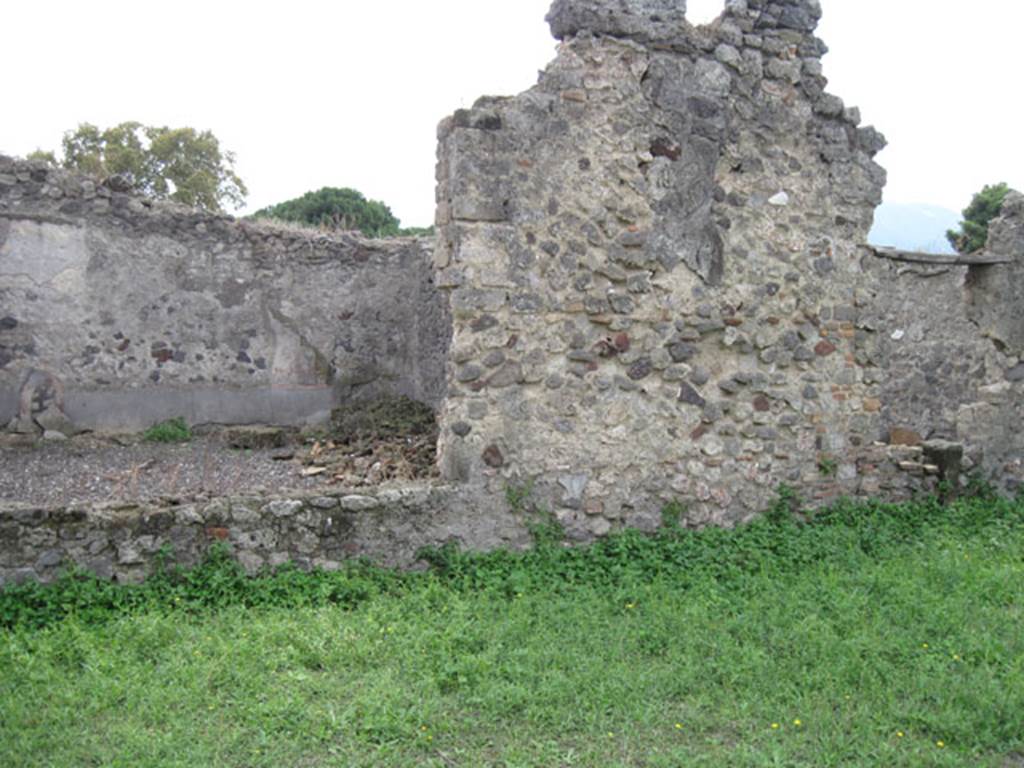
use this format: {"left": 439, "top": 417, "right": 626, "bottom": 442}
{"left": 868, "top": 202, "right": 960, "bottom": 255}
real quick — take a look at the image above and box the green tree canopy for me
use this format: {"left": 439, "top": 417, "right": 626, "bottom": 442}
{"left": 947, "top": 182, "right": 1010, "bottom": 254}
{"left": 33, "top": 122, "right": 247, "bottom": 213}
{"left": 252, "top": 187, "right": 403, "bottom": 238}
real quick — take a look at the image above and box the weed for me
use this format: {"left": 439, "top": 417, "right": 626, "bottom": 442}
{"left": 142, "top": 417, "right": 191, "bottom": 443}
{"left": 526, "top": 508, "right": 565, "bottom": 550}
{"left": 764, "top": 483, "right": 803, "bottom": 525}
{"left": 660, "top": 500, "right": 686, "bottom": 529}
{"left": 504, "top": 480, "right": 535, "bottom": 513}
{"left": 963, "top": 470, "right": 999, "bottom": 501}
{"left": 501, "top": 480, "right": 564, "bottom": 548}
{"left": 817, "top": 455, "right": 838, "bottom": 477}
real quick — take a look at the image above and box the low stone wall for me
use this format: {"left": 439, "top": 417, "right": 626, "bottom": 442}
{"left": 0, "top": 484, "right": 526, "bottom": 586}
{"left": 0, "top": 436, "right": 971, "bottom": 585}
{"left": 0, "top": 155, "right": 450, "bottom": 434}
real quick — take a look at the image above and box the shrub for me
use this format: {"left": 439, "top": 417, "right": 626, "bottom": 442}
{"left": 251, "top": 187, "right": 401, "bottom": 238}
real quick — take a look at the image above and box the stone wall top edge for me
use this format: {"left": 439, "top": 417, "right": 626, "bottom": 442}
{"left": 546, "top": 0, "right": 824, "bottom": 44}
{"left": 0, "top": 480, "right": 463, "bottom": 520}
{"left": 0, "top": 154, "right": 431, "bottom": 255}
{"left": 435, "top": 11, "right": 875, "bottom": 153}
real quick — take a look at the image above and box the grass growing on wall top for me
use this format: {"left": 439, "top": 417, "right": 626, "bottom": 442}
{"left": 1, "top": 491, "right": 1023, "bottom": 767}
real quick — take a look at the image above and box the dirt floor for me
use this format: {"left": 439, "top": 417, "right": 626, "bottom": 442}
{"left": 0, "top": 398, "right": 438, "bottom": 507}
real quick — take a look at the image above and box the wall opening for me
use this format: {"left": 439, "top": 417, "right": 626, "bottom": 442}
{"left": 687, "top": 0, "right": 725, "bottom": 26}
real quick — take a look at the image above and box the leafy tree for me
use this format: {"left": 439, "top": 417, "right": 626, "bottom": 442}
{"left": 947, "top": 182, "right": 1010, "bottom": 254}
{"left": 36, "top": 122, "right": 247, "bottom": 212}
{"left": 252, "top": 187, "right": 402, "bottom": 238}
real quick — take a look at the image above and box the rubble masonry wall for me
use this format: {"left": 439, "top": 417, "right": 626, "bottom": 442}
{"left": 0, "top": 155, "right": 450, "bottom": 433}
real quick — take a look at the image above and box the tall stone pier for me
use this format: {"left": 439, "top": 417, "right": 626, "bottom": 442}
{"left": 433, "top": 0, "right": 1021, "bottom": 536}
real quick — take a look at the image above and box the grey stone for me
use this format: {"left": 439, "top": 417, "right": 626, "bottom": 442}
{"left": 224, "top": 426, "right": 288, "bottom": 450}
{"left": 609, "top": 293, "right": 635, "bottom": 314}
{"left": 667, "top": 342, "right": 698, "bottom": 363}
{"left": 814, "top": 94, "right": 845, "bottom": 117}
{"left": 457, "top": 364, "right": 484, "bottom": 383}
{"left": 662, "top": 365, "right": 690, "bottom": 382}
{"left": 691, "top": 367, "right": 711, "bottom": 386}
{"left": 678, "top": 382, "right": 706, "bottom": 407}
{"left": 35, "top": 549, "right": 63, "bottom": 568}
{"left": 487, "top": 363, "right": 524, "bottom": 388}
{"left": 627, "top": 359, "right": 653, "bottom": 380}
{"left": 339, "top": 495, "right": 380, "bottom": 512}
{"left": 547, "top": 0, "right": 688, "bottom": 41}
{"left": 175, "top": 506, "right": 204, "bottom": 525}
{"left": 237, "top": 551, "right": 265, "bottom": 574}
{"left": 558, "top": 474, "right": 589, "bottom": 502}
{"left": 627, "top": 274, "right": 651, "bottom": 293}
{"left": 7, "top": 416, "right": 41, "bottom": 435}
{"left": 922, "top": 440, "right": 964, "bottom": 484}
{"left": 264, "top": 500, "right": 304, "bottom": 518}
{"left": 715, "top": 44, "right": 742, "bottom": 69}
{"left": 308, "top": 497, "right": 340, "bottom": 510}
{"left": 718, "top": 378, "right": 741, "bottom": 395}
{"left": 595, "top": 264, "right": 629, "bottom": 283}
{"left": 117, "top": 543, "right": 143, "bottom": 565}
{"left": 35, "top": 406, "right": 81, "bottom": 437}
{"left": 776, "top": 2, "right": 821, "bottom": 33}
{"left": 482, "top": 350, "right": 506, "bottom": 368}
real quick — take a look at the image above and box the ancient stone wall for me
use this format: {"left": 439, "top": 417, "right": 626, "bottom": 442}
{"left": 434, "top": 0, "right": 1024, "bottom": 536}
{"left": 0, "top": 155, "right": 450, "bottom": 434}
{"left": 862, "top": 203, "right": 1024, "bottom": 493}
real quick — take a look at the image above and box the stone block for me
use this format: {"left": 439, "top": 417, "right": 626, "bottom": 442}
{"left": 224, "top": 426, "right": 289, "bottom": 450}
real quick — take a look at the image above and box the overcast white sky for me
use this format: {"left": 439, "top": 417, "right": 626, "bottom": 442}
{"left": 2, "top": 0, "right": 1021, "bottom": 227}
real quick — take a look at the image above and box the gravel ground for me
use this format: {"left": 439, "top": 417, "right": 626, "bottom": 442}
{"left": 0, "top": 433, "right": 364, "bottom": 507}
{"left": 2, "top": 398, "right": 440, "bottom": 508}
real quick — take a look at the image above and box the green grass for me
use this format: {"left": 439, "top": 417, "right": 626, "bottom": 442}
{"left": 142, "top": 416, "right": 192, "bottom": 443}
{"left": 2, "top": 492, "right": 1023, "bottom": 766}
